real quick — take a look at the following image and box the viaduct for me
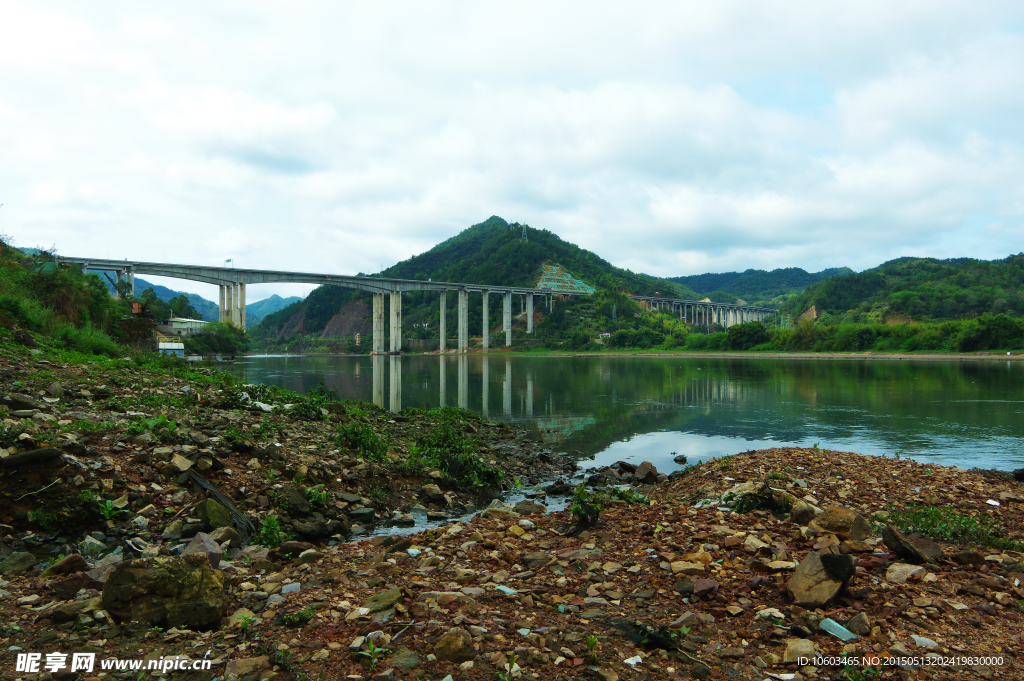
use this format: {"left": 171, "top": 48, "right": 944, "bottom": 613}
{"left": 57, "top": 257, "right": 774, "bottom": 352}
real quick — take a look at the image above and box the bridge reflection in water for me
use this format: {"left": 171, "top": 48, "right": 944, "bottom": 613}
{"left": 371, "top": 355, "right": 538, "bottom": 421}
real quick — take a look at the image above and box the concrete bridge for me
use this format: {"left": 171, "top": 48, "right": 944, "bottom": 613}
{"left": 58, "top": 257, "right": 586, "bottom": 354}
{"left": 59, "top": 257, "right": 776, "bottom": 352}
{"left": 629, "top": 295, "right": 774, "bottom": 330}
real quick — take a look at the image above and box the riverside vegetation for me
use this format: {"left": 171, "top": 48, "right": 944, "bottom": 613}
{"left": 1, "top": 244, "right": 1024, "bottom": 680}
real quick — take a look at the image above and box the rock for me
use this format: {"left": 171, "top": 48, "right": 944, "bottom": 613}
{"left": 522, "top": 552, "right": 549, "bottom": 568}
{"left": 692, "top": 578, "right": 719, "bottom": 595}
{"left": 13, "top": 329, "right": 38, "bottom": 348}
{"left": 783, "top": 638, "right": 816, "bottom": 663}
{"left": 993, "top": 592, "right": 1015, "bottom": 606}
{"left": 882, "top": 524, "right": 944, "bottom": 563}
{"left": 50, "top": 596, "right": 103, "bottom": 622}
{"left": 46, "top": 381, "right": 63, "bottom": 397}
{"left": 744, "top": 534, "right": 770, "bottom": 552}
{"left": 0, "top": 551, "right": 37, "bottom": 575}
{"left": 670, "top": 561, "right": 704, "bottom": 575}
{"left": 885, "top": 563, "right": 926, "bottom": 583}
{"left": 790, "top": 500, "right": 820, "bottom": 525}
{"left": 690, "top": 662, "right": 712, "bottom": 679}
{"left": 786, "top": 552, "right": 856, "bottom": 608}
{"left": 432, "top": 627, "right": 476, "bottom": 663}
{"left": 294, "top": 549, "right": 323, "bottom": 566}
{"left": 845, "top": 612, "right": 871, "bottom": 636}
{"left": 950, "top": 550, "right": 985, "bottom": 566}
{"left": 171, "top": 453, "right": 193, "bottom": 472}
{"left": 208, "top": 526, "right": 241, "bottom": 548}
{"left": 673, "top": 454, "right": 688, "bottom": 464}
{"left": 224, "top": 656, "right": 269, "bottom": 679}
{"left": 278, "top": 486, "right": 312, "bottom": 515}
{"left": 810, "top": 505, "right": 871, "bottom": 540}
{"left": 420, "top": 484, "right": 445, "bottom": 501}
{"left": 1013, "top": 468, "right": 1024, "bottom": 482}
{"left": 162, "top": 519, "right": 184, "bottom": 539}
{"left": 390, "top": 650, "right": 421, "bottom": 671}
{"left": 911, "top": 634, "right": 938, "bottom": 649}
{"left": 195, "top": 498, "right": 233, "bottom": 531}
{"left": 182, "top": 532, "right": 224, "bottom": 569}
{"left": 101, "top": 554, "right": 226, "bottom": 630}
{"left": 42, "top": 553, "right": 88, "bottom": 576}
{"left": 514, "top": 499, "right": 547, "bottom": 515}
{"left": 0, "top": 448, "right": 62, "bottom": 468}
{"left": 364, "top": 588, "right": 403, "bottom": 613}
{"left": 237, "top": 545, "right": 269, "bottom": 563}
{"left": 634, "top": 461, "right": 658, "bottom": 483}
{"left": 673, "top": 579, "right": 694, "bottom": 594}
{"left": 48, "top": 571, "right": 104, "bottom": 599}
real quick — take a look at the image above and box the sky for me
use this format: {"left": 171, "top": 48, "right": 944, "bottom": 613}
{"left": 3, "top": 2, "right": 1024, "bottom": 303}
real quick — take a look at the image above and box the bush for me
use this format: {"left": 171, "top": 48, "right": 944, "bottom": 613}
{"left": 725, "top": 322, "right": 771, "bottom": 350}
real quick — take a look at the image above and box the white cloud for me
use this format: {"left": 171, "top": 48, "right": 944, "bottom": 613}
{"left": 2, "top": 1, "right": 1024, "bottom": 303}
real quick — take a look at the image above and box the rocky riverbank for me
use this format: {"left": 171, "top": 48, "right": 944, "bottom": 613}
{"left": 1, "top": 334, "right": 1024, "bottom": 681}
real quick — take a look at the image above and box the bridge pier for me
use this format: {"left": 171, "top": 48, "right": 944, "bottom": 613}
{"left": 458, "top": 355, "right": 467, "bottom": 408}
{"left": 438, "top": 356, "right": 446, "bottom": 406}
{"left": 526, "top": 294, "right": 533, "bottom": 333}
{"left": 482, "top": 291, "right": 489, "bottom": 350}
{"left": 389, "top": 291, "right": 402, "bottom": 354}
{"left": 457, "top": 289, "right": 468, "bottom": 353}
{"left": 482, "top": 356, "right": 489, "bottom": 416}
{"left": 503, "top": 359, "right": 512, "bottom": 417}
{"left": 372, "top": 293, "right": 385, "bottom": 354}
{"left": 389, "top": 355, "right": 401, "bottom": 412}
{"left": 438, "top": 291, "right": 446, "bottom": 352}
{"left": 503, "top": 292, "right": 512, "bottom": 347}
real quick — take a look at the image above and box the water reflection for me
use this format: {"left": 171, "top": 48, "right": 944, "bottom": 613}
{"left": 225, "top": 355, "right": 1024, "bottom": 473}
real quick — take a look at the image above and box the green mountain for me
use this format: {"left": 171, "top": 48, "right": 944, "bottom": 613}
{"left": 87, "top": 271, "right": 300, "bottom": 324}
{"left": 245, "top": 294, "right": 303, "bottom": 326}
{"left": 252, "top": 216, "right": 693, "bottom": 345}
{"left": 781, "top": 254, "right": 1024, "bottom": 321}
{"left": 668, "top": 267, "right": 853, "bottom": 306}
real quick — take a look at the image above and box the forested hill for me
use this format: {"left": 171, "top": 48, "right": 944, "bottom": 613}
{"left": 781, "top": 254, "right": 1024, "bottom": 321}
{"left": 668, "top": 267, "right": 853, "bottom": 305}
{"left": 252, "top": 216, "right": 692, "bottom": 340}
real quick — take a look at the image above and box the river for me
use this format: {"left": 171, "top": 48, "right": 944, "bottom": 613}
{"left": 222, "top": 354, "right": 1024, "bottom": 475}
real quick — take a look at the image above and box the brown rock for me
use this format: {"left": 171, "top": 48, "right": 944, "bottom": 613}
{"left": 432, "top": 627, "right": 476, "bottom": 663}
{"left": 101, "top": 554, "right": 225, "bottom": 630}
{"left": 48, "top": 571, "right": 105, "bottom": 600}
{"left": 881, "top": 524, "right": 944, "bottom": 564}
{"left": 810, "top": 505, "right": 871, "bottom": 540}
{"left": 845, "top": 612, "right": 871, "bottom": 636}
{"left": 786, "top": 552, "right": 856, "bottom": 608}
{"left": 950, "top": 550, "right": 985, "bottom": 566}
{"left": 790, "top": 500, "right": 820, "bottom": 525}
{"left": 42, "top": 553, "right": 88, "bottom": 576}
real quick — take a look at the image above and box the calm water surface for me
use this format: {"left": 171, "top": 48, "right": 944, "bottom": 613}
{"left": 224, "top": 355, "right": 1024, "bottom": 475}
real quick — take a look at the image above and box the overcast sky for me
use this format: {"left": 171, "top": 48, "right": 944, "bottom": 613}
{"left": 3, "top": 2, "right": 1024, "bottom": 302}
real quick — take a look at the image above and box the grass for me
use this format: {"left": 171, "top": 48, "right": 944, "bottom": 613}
{"left": 336, "top": 421, "right": 391, "bottom": 461}
{"left": 256, "top": 515, "right": 285, "bottom": 548}
{"left": 885, "top": 503, "right": 1023, "bottom": 552}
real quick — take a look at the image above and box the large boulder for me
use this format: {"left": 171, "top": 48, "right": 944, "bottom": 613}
{"left": 101, "top": 554, "right": 225, "bottom": 630}
{"left": 634, "top": 461, "right": 659, "bottom": 484}
{"left": 195, "top": 498, "right": 233, "bottom": 531}
{"left": 809, "top": 505, "right": 871, "bottom": 540}
{"left": 789, "top": 500, "right": 821, "bottom": 525}
{"left": 0, "top": 551, "right": 37, "bottom": 575}
{"left": 432, "top": 627, "right": 476, "bottom": 662}
{"left": 786, "top": 552, "right": 856, "bottom": 608}
{"left": 8, "top": 393, "right": 46, "bottom": 411}
{"left": 881, "top": 525, "right": 944, "bottom": 564}
{"left": 278, "top": 486, "right": 311, "bottom": 516}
